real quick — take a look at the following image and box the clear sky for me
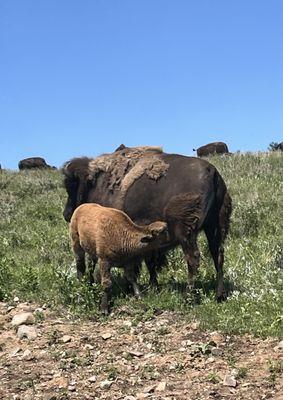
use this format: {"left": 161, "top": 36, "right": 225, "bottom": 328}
{"left": 1, "top": 0, "right": 282, "bottom": 170}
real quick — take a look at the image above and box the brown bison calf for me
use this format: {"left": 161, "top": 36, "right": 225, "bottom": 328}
{"left": 70, "top": 203, "right": 168, "bottom": 314}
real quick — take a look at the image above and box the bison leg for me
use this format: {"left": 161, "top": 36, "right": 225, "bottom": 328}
{"left": 99, "top": 259, "right": 112, "bottom": 315}
{"left": 144, "top": 255, "right": 159, "bottom": 288}
{"left": 124, "top": 262, "right": 141, "bottom": 299}
{"left": 181, "top": 233, "right": 200, "bottom": 297}
{"left": 144, "top": 251, "right": 167, "bottom": 288}
{"left": 72, "top": 241, "right": 86, "bottom": 281}
{"left": 204, "top": 225, "right": 226, "bottom": 302}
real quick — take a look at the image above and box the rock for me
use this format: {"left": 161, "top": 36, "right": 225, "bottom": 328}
{"left": 155, "top": 381, "right": 167, "bottom": 391}
{"left": 100, "top": 379, "right": 113, "bottom": 389}
{"left": 13, "top": 296, "right": 20, "bottom": 302}
{"left": 22, "top": 349, "right": 34, "bottom": 360}
{"left": 274, "top": 340, "right": 283, "bottom": 352}
{"left": 61, "top": 335, "right": 72, "bottom": 343}
{"left": 210, "top": 331, "right": 224, "bottom": 346}
{"left": 101, "top": 332, "right": 112, "bottom": 340}
{"left": 191, "top": 322, "right": 200, "bottom": 330}
{"left": 128, "top": 350, "right": 144, "bottom": 357}
{"left": 11, "top": 312, "right": 35, "bottom": 327}
{"left": 68, "top": 385, "right": 76, "bottom": 392}
{"left": 17, "top": 325, "right": 38, "bottom": 340}
{"left": 124, "top": 396, "right": 136, "bottom": 400}
{"left": 211, "top": 347, "right": 223, "bottom": 356}
{"left": 143, "top": 384, "right": 156, "bottom": 393}
{"left": 9, "top": 347, "right": 22, "bottom": 357}
{"left": 223, "top": 373, "right": 237, "bottom": 387}
{"left": 137, "top": 394, "right": 151, "bottom": 399}
{"left": 88, "top": 375, "right": 97, "bottom": 383}
{"left": 85, "top": 344, "right": 94, "bottom": 350}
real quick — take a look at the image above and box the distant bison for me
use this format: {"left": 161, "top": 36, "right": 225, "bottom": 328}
{"left": 194, "top": 142, "right": 229, "bottom": 157}
{"left": 18, "top": 157, "right": 56, "bottom": 170}
{"left": 269, "top": 142, "right": 283, "bottom": 151}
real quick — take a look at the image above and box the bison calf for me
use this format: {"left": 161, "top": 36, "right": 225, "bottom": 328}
{"left": 69, "top": 203, "right": 168, "bottom": 314}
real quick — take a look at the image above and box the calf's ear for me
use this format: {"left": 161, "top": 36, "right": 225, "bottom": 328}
{"left": 150, "top": 223, "right": 168, "bottom": 236}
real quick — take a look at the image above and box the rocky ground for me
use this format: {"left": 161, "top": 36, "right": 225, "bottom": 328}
{"left": 0, "top": 301, "right": 282, "bottom": 400}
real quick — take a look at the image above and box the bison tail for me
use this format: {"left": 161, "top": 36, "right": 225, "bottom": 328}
{"left": 218, "top": 191, "right": 232, "bottom": 243}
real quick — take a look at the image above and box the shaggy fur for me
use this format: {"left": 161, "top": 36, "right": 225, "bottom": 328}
{"left": 87, "top": 146, "right": 167, "bottom": 195}
{"left": 70, "top": 203, "right": 168, "bottom": 314}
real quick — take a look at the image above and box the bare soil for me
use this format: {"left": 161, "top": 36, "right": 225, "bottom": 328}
{"left": 0, "top": 301, "right": 282, "bottom": 400}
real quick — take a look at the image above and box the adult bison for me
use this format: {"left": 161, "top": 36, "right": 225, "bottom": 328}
{"left": 18, "top": 157, "right": 56, "bottom": 170}
{"left": 194, "top": 142, "right": 230, "bottom": 157}
{"left": 269, "top": 142, "right": 283, "bottom": 151}
{"left": 63, "top": 146, "right": 232, "bottom": 302}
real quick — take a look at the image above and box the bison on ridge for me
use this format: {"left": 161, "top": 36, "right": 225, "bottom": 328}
{"left": 193, "top": 142, "right": 230, "bottom": 157}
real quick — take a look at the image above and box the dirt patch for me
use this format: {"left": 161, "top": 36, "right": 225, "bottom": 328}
{"left": 0, "top": 301, "right": 282, "bottom": 400}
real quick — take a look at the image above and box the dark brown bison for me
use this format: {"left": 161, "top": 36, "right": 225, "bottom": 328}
{"left": 62, "top": 146, "right": 232, "bottom": 302}
{"left": 193, "top": 142, "right": 229, "bottom": 157}
{"left": 18, "top": 157, "right": 56, "bottom": 170}
{"left": 270, "top": 142, "right": 283, "bottom": 151}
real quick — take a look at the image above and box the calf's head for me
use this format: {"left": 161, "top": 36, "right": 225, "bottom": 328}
{"left": 140, "top": 221, "right": 169, "bottom": 248}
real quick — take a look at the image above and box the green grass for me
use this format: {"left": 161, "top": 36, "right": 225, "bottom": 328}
{"left": 0, "top": 152, "right": 282, "bottom": 337}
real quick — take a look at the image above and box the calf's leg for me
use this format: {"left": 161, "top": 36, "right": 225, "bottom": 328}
{"left": 99, "top": 259, "right": 112, "bottom": 315}
{"left": 72, "top": 241, "right": 86, "bottom": 281}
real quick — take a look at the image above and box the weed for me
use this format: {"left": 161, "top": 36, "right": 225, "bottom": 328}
{"left": 156, "top": 326, "right": 170, "bottom": 336}
{"left": 207, "top": 372, "right": 220, "bottom": 384}
{"left": 237, "top": 366, "right": 248, "bottom": 378}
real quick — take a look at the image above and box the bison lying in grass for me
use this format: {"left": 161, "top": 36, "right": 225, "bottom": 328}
{"left": 70, "top": 203, "right": 168, "bottom": 314}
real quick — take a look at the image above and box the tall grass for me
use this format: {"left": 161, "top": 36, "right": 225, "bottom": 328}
{"left": 0, "top": 152, "right": 282, "bottom": 336}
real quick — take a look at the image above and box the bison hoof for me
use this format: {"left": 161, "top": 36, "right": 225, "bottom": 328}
{"left": 100, "top": 296, "right": 110, "bottom": 315}
{"left": 216, "top": 292, "right": 227, "bottom": 302}
{"left": 100, "top": 305, "right": 109, "bottom": 315}
{"left": 186, "top": 289, "right": 201, "bottom": 305}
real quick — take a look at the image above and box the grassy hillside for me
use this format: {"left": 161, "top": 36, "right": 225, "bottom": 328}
{"left": 0, "top": 152, "right": 282, "bottom": 337}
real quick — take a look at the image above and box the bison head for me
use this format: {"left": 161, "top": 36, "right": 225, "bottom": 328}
{"left": 62, "top": 157, "right": 92, "bottom": 222}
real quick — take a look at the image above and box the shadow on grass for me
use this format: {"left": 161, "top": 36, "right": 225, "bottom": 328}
{"left": 107, "top": 271, "right": 236, "bottom": 309}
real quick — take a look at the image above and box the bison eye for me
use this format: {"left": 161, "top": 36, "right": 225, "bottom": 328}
{"left": 140, "top": 235, "right": 152, "bottom": 243}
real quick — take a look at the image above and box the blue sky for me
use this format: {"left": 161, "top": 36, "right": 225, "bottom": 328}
{"left": 1, "top": 0, "right": 282, "bottom": 170}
